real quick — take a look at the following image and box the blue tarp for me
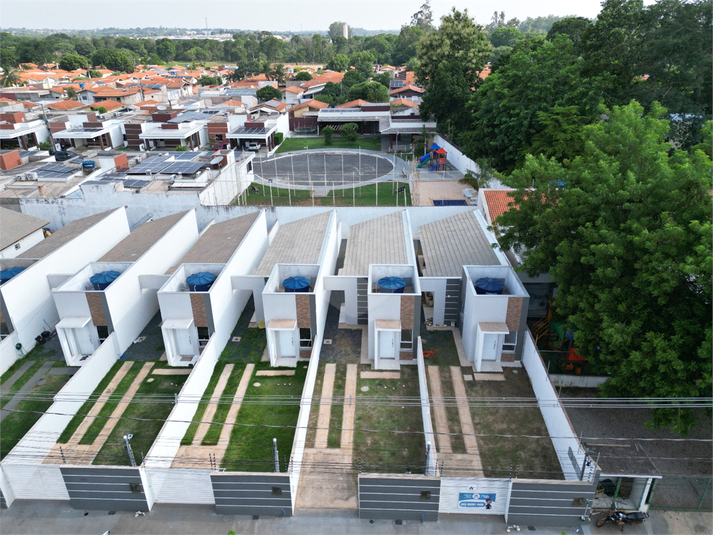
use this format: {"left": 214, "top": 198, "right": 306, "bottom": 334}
{"left": 187, "top": 272, "right": 217, "bottom": 291}
{"left": 283, "top": 276, "right": 310, "bottom": 292}
{"left": 474, "top": 277, "right": 505, "bottom": 295}
{"left": 90, "top": 270, "right": 121, "bottom": 290}
{"left": 378, "top": 276, "right": 406, "bottom": 294}
{"left": 0, "top": 266, "right": 25, "bottom": 282}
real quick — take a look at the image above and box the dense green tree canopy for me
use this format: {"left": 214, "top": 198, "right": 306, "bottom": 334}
{"left": 294, "top": 71, "right": 312, "bottom": 81}
{"left": 256, "top": 85, "right": 281, "bottom": 101}
{"left": 326, "top": 54, "right": 349, "bottom": 72}
{"left": 58, "top": 53, "right": 88, "bottom": 71}
{"left": 496, "top": 101, "right": 712, "bottom": 434}
{"left": 347, "top": 81, "right": 389, "bottom": 102}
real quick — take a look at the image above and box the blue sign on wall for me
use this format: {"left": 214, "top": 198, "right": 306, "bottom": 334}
{"left": 458, "top": 492, "right": 496, "bottom": 509}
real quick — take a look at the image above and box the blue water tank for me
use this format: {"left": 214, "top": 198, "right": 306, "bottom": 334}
{"left": 283, "top": 276, "right": 310, "bottom": 293}
{"left": 187, "top": 272, "right": 216, "bottom": 291}
{"left": 82, "top": 160, "right": 96, "bottom": 170}
{"left": 474, "top": 277, "right": 505, "bottom": 295}
{"left": 90, "top": 270, "right": 121, "bottom": 290}
{"left": 0, "top": 266, "right": 25, "bottom": 284}
{"left": 378, "top": 276, "right": 406, "bottom": 294}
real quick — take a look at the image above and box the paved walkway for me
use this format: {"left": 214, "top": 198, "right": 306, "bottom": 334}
{"left": 0, "top": 361, "right": 54, "bottom": 423}
{"left": 450, "top": 366, "right": 481, "bottom": 462}
{"left": 213, "top": 363, "right": 255, "bottom": 466}
{"left": 0, "top": 360, "right": 35, "bottom": 394}
{"left": 48, "top": 362, "right": 153, "bottom": 465}
{"left": 192, "top": 364, "right": 234, "bottom": 445}
{"left": 340, "top": 364, "right": 358, "bottom": 452}
{"left": 314, "top": 363, "right": 336, "bottom": 448}
{"left": 426, "top": 365, "right": 452, "bottom": 454}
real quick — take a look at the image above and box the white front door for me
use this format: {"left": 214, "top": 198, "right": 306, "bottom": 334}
{"left": 176, "top": 329, "right": 194, "bottom": 356}
{"left": 379, "top": 331, "right": 396, "bottom": 360}
{"left": 279, "top": 330, "right": 296, "bottom": 357}
{"left": 481, "top": 333, "right": 498, "bottom": 361}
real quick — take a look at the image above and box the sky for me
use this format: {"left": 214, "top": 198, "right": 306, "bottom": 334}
{"left": 0, "top": 0, "right": 657, "bottom": 32}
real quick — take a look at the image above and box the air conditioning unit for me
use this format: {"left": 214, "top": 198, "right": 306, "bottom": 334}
{"left": 24, "top": 172, "right": 38, "bottom": 181}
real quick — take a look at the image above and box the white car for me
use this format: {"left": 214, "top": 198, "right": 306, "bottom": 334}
{"left": 246, "top": 142, "right": 260, "bottom": 151}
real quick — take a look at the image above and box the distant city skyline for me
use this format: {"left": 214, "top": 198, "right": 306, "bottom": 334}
{"left": 1, "top": 0, "right": 658, "bottom": 32}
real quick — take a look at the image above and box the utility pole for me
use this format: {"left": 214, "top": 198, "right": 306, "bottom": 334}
{"left": 123, "top": 434, "right": 136, "bottom": 467}
{"left": 273, "top": 438, "right": 280, "bottom": 473}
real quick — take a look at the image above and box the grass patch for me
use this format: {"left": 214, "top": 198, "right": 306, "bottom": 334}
{"left": 93, "top": 372, "right": 188, "bottom": 466}
{"left": 353, "top": 365, "right": 425, "bottom": 474}
{"left": 305, "top": 361, "right": 326, "bottom": 448}
{"left": 275, "top": 137, "right": 381, "bottom": 154}
{"left": 221, "top": 362, "right": 308, "bottom": 472}
{"left": 1, "top": 372, "right": 72, "bottom": 460}
{"left": 180, "top": 360, "right": 227, "bottom": 446}
{"left": 240, "top": 181, "right": 411, "bottom": 207}
{"left": 465, "top": 368, "right": 563, "bottom": 480}
{"left": 1, "top": 360, "right": 46, "bottom": 410}
{"left": 79, "top": 362, "right": 144, "bottom": 445}
{"left": 201, "top": 364, "right": 247, "bottom": 445}
{"left": 437, "top": 366, "right": 466, "bottom": 454}
{"left": 327, "top": 362, "right": 347, "bottom": 448}
{"left": 57, "top": 361, "right": 126, "bottom": 443}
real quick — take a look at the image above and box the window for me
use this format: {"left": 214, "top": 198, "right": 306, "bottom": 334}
{"left": 299, "top": 328, "right": 312, "bottom": 350}
{"left": 503, "top": 331, "right": 517, "bottom": 352}
{"left": 197, "top": 327, "right": 210, "bottom": 347}
{"left": 400, "top": 329, "right": 413, "bottom": 351}
{"left": 215, "top": 134, "right": 223, "bottom": 141}
{"left": 14, "top": 243, "right": 21, "bottom": 250}
{"left": 96, "top": 325, "right": 109, "bottom": 342}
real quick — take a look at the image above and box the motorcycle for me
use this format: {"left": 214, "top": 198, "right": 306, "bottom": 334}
{"left": 595, "top": 504, "right": 649, "bottom": 530}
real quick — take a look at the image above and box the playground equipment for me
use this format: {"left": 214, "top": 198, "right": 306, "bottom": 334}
{"left": 417, "top": 144, "right": 448, "bottom": 171}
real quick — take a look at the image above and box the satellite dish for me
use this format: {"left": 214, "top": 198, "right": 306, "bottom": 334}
{"left": 157, "top": 105, "right": 167, "bottom": 111}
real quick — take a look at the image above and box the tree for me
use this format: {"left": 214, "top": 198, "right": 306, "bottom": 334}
{"left": 410, "top": 1, "right": 434, "bottom": 33}
{"left": 341, "top": 70, "right": 366, "bottom": 91}
{"left": 466, "top": 36, "right": 602, "bottom": 171}
{"left": 323, "top": 126, "right": 334, "bottom": 146}
{"left": 372, "top": 72, "right": 391, "bottom": 89}
{"left": 546, "top": 17, "right": 592, "bottom": 52}
{"left": 496, "top": 101, "right": 712, "bottom": 434}
{"left": 199, "top": 75, "right": 223, "bottom": 86}
{"left": 65, "top": 87, "right": 77, "bottom": 100}
{"left": 349, "top": 51, "right": 376, "bottom": 78}
{"left": 156, "top": 39, "right": 176, "bottom": 62}
{"left": 1, "top": 67, "right": 20, "bottom": 87}
{"left": 328, "top": 22, "right": 351, "bottom": 40}
{"left": 347, "top": 81, "right": 389, "bottom": 102}
{"left": 416, "top": 9, "right": 492, "bottom": 131}
{"left": 92, "top": 49, "right": 134, "bottom": 73}
{"left": 340, "top": 123, "right": 359, "bottom": 142}
{"left": 59, "top": 53, "right": 88, "bottom": 71}
{"left": 393, "top": 25, "right": 424, "bottom": 66}
{"left": 256, "top": 85, "right": 281, "bottom": 101}
{"left": 294, "top": 71, "right": 312, "bottom": 81}
{"left": 489, "top": 27, "right": 520, "bottom": 48}
{"left": 326, "top": 54, "right": 349, "bottom": 72}
{"left": 87, "top": 69, "right": 102, "bottom": 78}
{"left": 95, "top": 106, "right": 107, "bottom": 114}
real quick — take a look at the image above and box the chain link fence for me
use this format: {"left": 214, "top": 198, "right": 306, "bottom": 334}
{"left": 650, "top": 475, "right": 712, "bottom": 511}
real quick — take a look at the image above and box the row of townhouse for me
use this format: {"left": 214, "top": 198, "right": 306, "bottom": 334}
{"left": 0, "top": 204, "right": 665, "bottom": 524}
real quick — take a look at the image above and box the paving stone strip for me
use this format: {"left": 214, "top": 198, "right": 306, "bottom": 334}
{"left": 65, "top": 361, "right": 134, "bottom": 446}
{"left": 192, "top": 363, "right": 234, "bottom": 445}
{"left": 0, "top": 361, "right": 35, "bottom": 394}
{"left": 212, "top": 363, "right": 255, "bottom": 466}
{"left": 255, "top": 370, "right": 295, "bottom": 376}
{"left": 340, "top": 364, "right": 358, "bottom": 452}
{"left": 152, "top": 368, "right": 192, "bottom": 375}
{"left": 450, "top": 366, "right": 481, "bottom": 457}
{"left": 360, "top": 371, "right": 400, "bottom": 380}
{"left": 426, "top": 366, "right": 452, "bottom": 454}
{"left": 46, "top": 368, "right": 78, "bottom": 376}
{"left": 472, "top": 373, "right": 506, "bottom": 381}
{"left": 315, "top": 363, "right": 336, "bottom": 448}
{"left": 0, "top": 361, "right": 55, "bottom": 424}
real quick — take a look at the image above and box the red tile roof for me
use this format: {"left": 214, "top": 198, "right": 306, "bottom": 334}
{"left": 282, "top": 86, "right": 305, "bottom": 94}
{"left": 290, "top": 99, "right": 329, "bottom": 113}
{"left": 220, "top": 100, "right": 246, "bottom": 107}
{"left": 337, "top": 99, "right": 371, "bottom": 109}
{"left": 46, "top": 100, "right": 87, "bottom": 111}
{"left": 88, "top": 100, "right": 124, "bottom": 111}
{"left": 390, "top": 98, "right": 419, "bottom": 109}
{"left": 483, "top": 189, "right": 518, "bottom": 223}
{"left": 389, "top": 84, "right": 424, "bottom": 96}
{"left": 21, "top": 101, "right": 38, "bottom": 109}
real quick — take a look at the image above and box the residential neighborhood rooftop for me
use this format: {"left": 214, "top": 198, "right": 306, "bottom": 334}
{"left": 0, "top": 207, "right": 49, "bottom": 250}
{"left": 340, "top": 211, "right": 408, "bottom": 276}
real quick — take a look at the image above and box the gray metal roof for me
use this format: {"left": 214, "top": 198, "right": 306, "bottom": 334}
{"left": 0, "top": 208, "right": 50, "bottom": 251}
{"left": 18, "top": 209, "right": 117, "bottom": 259}
{"left": 340, "top": 211, "right": 407, "bottom": 276}
{"left": 168, "top": 212, "right": 260, "bottom": 274}
{"left": 252, "top": 212, "right": 331, "bottom": 276}
{"left": 418, "top": 211, "right": 500, "bottom": 277}
{"left": 98, "top": 211, "right": 189, "bottom": 263}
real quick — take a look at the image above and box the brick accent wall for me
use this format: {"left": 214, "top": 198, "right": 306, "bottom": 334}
{"left": 500, "top": 353, "right": 515, "bottom": 362}
{"left": 295, "top": 294, "right": 311, "bottom": 329}
{"left": 400, "top": 351, "right": 413, "bottom": 360}
{"left": 0, "top": 150, "right": 22, "bottom": 170}
{"left": 506, "top": 297, "right": 523, "bottom": 332}
{"left": 124, "top": 124, "right": 143, "bottom": 149}
{"left": 400, "top": 296, "right": 414, "bottom": 326}
{"left": 86, "top": 293, "right": 106, "bottom": 327}
{"left": 190, "top": 293, "right": 208, "bottom": 328}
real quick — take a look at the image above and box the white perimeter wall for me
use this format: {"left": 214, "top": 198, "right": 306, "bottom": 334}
{"left": 0, "top": 207, "right": 129, "bottom": 376}
{"left": 104, "top": 210, "right": 198, "bottom": 352}
{"left": 199, "top": 160, "right": 255, "bottom": 206}
{"left": 416, "top": 337, "right": 437, "bottom": 476}
{"left": 433, "top": 134, "right": 480, "bottom": 177}
{"left": 314, "top": 215, "right": 341, "bottom": 340}
{"left": 521, "top": 331, "right": 594, "bottom": 482}
{"left": 1, "top": 333, "right": 120, "bottom": 505}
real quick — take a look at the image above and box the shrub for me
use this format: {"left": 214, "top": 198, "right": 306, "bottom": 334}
{"left": 38, "top": 141, "right": 52, "bottom": 151}
{"left": 340, "top": 123, "right": 359, "bottom": 142}
{"left": 175, "top": 145, "right": 189, "bottom": 152}
{"left": 274, "top": 132, "right": 284, "bottom": 145}
{"left": 323, "top": 126, "right": 334, "bottom": 146}
{"left": 294, "top": 71, "right": 312, "bottom": 81}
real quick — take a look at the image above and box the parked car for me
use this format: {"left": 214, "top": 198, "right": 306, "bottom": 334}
{"left": 245, "top": 142, "right": 260, "bottom": 151}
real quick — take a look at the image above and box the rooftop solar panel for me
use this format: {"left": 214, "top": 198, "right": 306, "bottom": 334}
{"left": 36, "top": 164, "right": 76, "bottom": 174}
{"left": 161, "top": 162, "right": 205, "bottom": 175}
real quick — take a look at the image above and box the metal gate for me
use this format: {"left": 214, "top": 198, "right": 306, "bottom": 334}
{"left": 444, "top": 278, "right": 461, "bottom": 326}
{"left": 357, "top": 277, "right": 368, "bottom": 324}
{"left": 650, "top": 476, "right": 712, "bottom": 511}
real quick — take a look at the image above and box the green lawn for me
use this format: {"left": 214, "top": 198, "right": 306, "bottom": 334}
{"left": 221, "top": 361, "right": 308, "bottom": 472}
{"left": 93, "top": 372, "right": 188, "bottom": 466}
{"left": 1, "top": 360, "right": 46, "bottom": 410}
{"left": 78, "top": 362, "right": 143, "bottom": 445}
{"left": 275, "top": 136, "right": 381, "bottom": 154}
{"left": 1, "top": 370, "right": 72, "bottom": 459}
{"left": 180, "top": 360, "right": 228, "bottom": 446}
{"left": 58, "top": 360, "right": 126, "bottom": 443}
{"left": 201, "top": 364, "right": 247, "bottom": 445}
{"left": 328, "top": 362, "right": 347, "bottom": 448}
{"left": 353, "top": 365, "right": 426, "bottom": 474}
{"left": 239, "top": 181, "right": 411, "bottom": 207}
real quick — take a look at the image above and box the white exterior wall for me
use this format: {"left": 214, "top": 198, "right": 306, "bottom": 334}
{"left": 275, "top": 113, "right": 290, "bottom": 136}
{"left": 416, "top": 337, "right": 437, "bottom": 476}
{"left": 314, "top": 215, "right": 340, "bottom": 340}
{"left": 104, "top": 211, "right": 198, "bottom": 351}
{"left": 108, "top": 124, "right": 124, "bottom": 148}
{"left": 434, "top": 134, "right": 481, "bottom": 177}
{"left": 198, "top": 159, "right": 255, "bottom": 206}
{"left": 460, "top": 282, "right": 510, "bottom": 363}
{"left": 367, "top": 293, "right": 401, "bottom": 362}
{"left": 322, "top": 275, "right": 358, "bottom": 325}
{"left": 0, "top": 229, "right": 45, "bottom": 259}
{"left": 521, "top": 331, "right": 595, "bottom": 482}
{"left": 0, "top": 207, "right": 129, "bottom": 376}
{"left": 419, "top": 277, "right": 448, "bottom": 326}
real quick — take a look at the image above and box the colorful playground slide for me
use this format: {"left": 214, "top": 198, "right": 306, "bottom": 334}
{"left": 417, "top": 153, "right": 431, "bottom": 168}
{"left": 429, "top": 163, "right": 438, "bottom": 171}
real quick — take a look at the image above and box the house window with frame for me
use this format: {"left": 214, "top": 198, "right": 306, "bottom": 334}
{"left": 197, "top": 327, "right": 210, "bottom": 347}
{"left": 96, "top": 325, "right": 109, "bottom": 343}
{"left": 400, "top": 329, "right": 413, "bottom": 351}
{"left": 503, "top": 331, "right": 517, "bottom": 352}
{"left": 299, "top": 328, "right": 312, "bottom": 350}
